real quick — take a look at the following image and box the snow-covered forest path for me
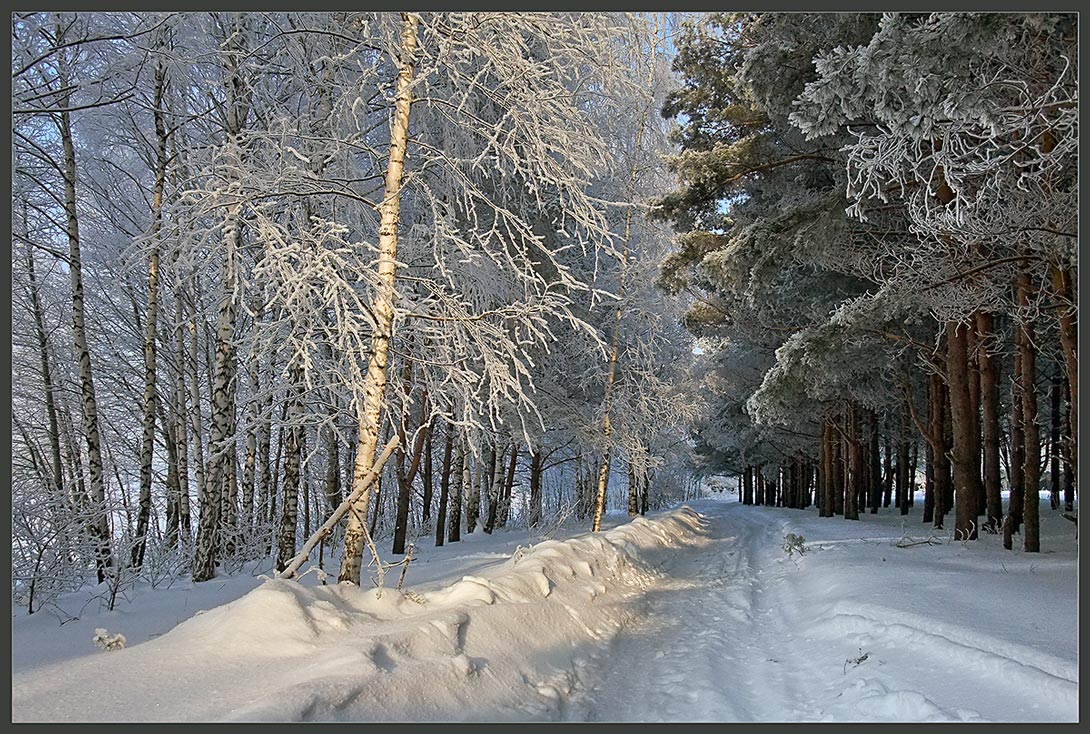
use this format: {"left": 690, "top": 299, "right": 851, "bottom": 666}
{"left": 566, "top": 501, "right": 1077, "bottom": 722}
{"left": 12, "top": 501, "right": 1077, "bottom": 722}
{"left": 568, "top": 507, "right": 802, "bottom": 721}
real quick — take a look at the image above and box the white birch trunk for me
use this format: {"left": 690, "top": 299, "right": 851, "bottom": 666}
{"left": 591, "top": 45, "right": 656, "bottom": 533}
{"left": 132, "top": 59, "right": 169, "bottom": 569}
{"left": 56, "top": 25, "right": 113, "bottom": 582}
{"left": 339, "top": 12, "right": 420, "bottom": 585}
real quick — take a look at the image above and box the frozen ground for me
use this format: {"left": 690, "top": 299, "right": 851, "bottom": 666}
{"left": 11, "top": 498, "right": 1078, "bottom": 722}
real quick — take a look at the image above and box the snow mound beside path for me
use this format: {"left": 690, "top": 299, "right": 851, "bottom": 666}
{"left": 12, "top": 506, "right": 710, "bottom": 722}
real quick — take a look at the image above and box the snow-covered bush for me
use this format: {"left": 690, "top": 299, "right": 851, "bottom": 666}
{"left": 93, "top": 628, "right": 126, "bottom": 651}
{"left": 782, "top": 533, "right": 808, "bottom": 558}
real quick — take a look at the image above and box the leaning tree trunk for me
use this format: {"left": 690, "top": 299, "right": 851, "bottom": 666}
{"left": 132, "top": 59, "right": 170, "bottom": 569}
{"left": 168, "top": 254, "right": 191, "bottom": 541}
{"left": 160, "top": 403, "right": 182, "bottom": 549}
{"left": 1016, "top": 271, "right": 1041, "bottom": 553}
{"left": 57, "top": 41, "right": 112, "bottom": 584}
{"left": 339, "top": 12, "right": 419, "bottom": 585}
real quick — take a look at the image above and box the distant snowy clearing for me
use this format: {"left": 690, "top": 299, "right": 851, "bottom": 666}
{"left": 12, "top": 500, "right": 1077, "bottom": 722}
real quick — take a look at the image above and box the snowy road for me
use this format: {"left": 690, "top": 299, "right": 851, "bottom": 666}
{"left": 566, "top": 501, "right": 1077, "bottom": 722}
{"left": 568, "top": 507, "right": 797, "bottom": 721}
{"left": 12, "top": 500, "right": 1077, "bottom": 722}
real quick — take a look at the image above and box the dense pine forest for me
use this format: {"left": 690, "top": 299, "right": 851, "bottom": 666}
{"left": 10, "top": 15, "right": 1078, "bottom": 722}
{"left": 663, "top": 14, "right": 1077, "bottom": 551}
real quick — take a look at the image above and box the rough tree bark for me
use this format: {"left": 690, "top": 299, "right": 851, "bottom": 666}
{"left": 1049, "top": 369, "right": 1062, "bottom": 511}
{"left": 1004, "top": 343, "right": 1026, "bottom": 550}
{"left": 946, "top": 321, "right": 981, "bottom": 540}
{"left": 1016, "top": 271, "right": 1041, "bottom": 553}
{"left": 976, "top": 311, "right": 1002, "bottom": 532}
{"left": 868, "top": 412, "right": 881, "bottom": 514}
{"left": 1050, "top": 262, "right": 1077, "bottom": 482}
{"left": 845, "top": 407, "right": 861, "bottom": 521}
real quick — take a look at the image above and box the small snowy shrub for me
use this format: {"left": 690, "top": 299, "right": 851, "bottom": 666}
{"left": 93, "top": 628, "right": 126, "bottom": 652}
{"left": 782, "top": 533, "right": 808, "bottom": 558}
{"left": 512, "top": 544, "right": 534, "bottom": 564}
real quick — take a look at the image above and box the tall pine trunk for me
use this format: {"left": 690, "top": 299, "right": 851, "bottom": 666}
{"left": 1050, "top": 263, "right": 1077, "bottom": 482}
{"left": 977, "top": 311, "right": 1002, "bottom": 532}
{"left": 946, "top": 320, "right": 981, "bottom": 540}
{"left": 845, "top": 407, "right": 861, "bottom": 520}
{"left": 868, "top": 412, "right": 881, "bottom": 514}
{"left": 1016, "top": 272, "right": 1041, "bottom": 553}
{"left": 1049, "top": 369, "right": 1062, "bottom": 510}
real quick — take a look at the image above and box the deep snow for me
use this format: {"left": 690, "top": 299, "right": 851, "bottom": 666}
{"left": 11, "top": 498, "right": 1078, "bottom": 722}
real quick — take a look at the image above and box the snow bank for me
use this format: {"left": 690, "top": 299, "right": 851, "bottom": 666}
{"left": 12, "top": 506, "right": 709, "bottom": 722}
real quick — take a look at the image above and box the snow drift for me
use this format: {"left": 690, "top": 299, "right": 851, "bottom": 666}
{"left": 12, "top": 507, "right": 709, "bottom": 722}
